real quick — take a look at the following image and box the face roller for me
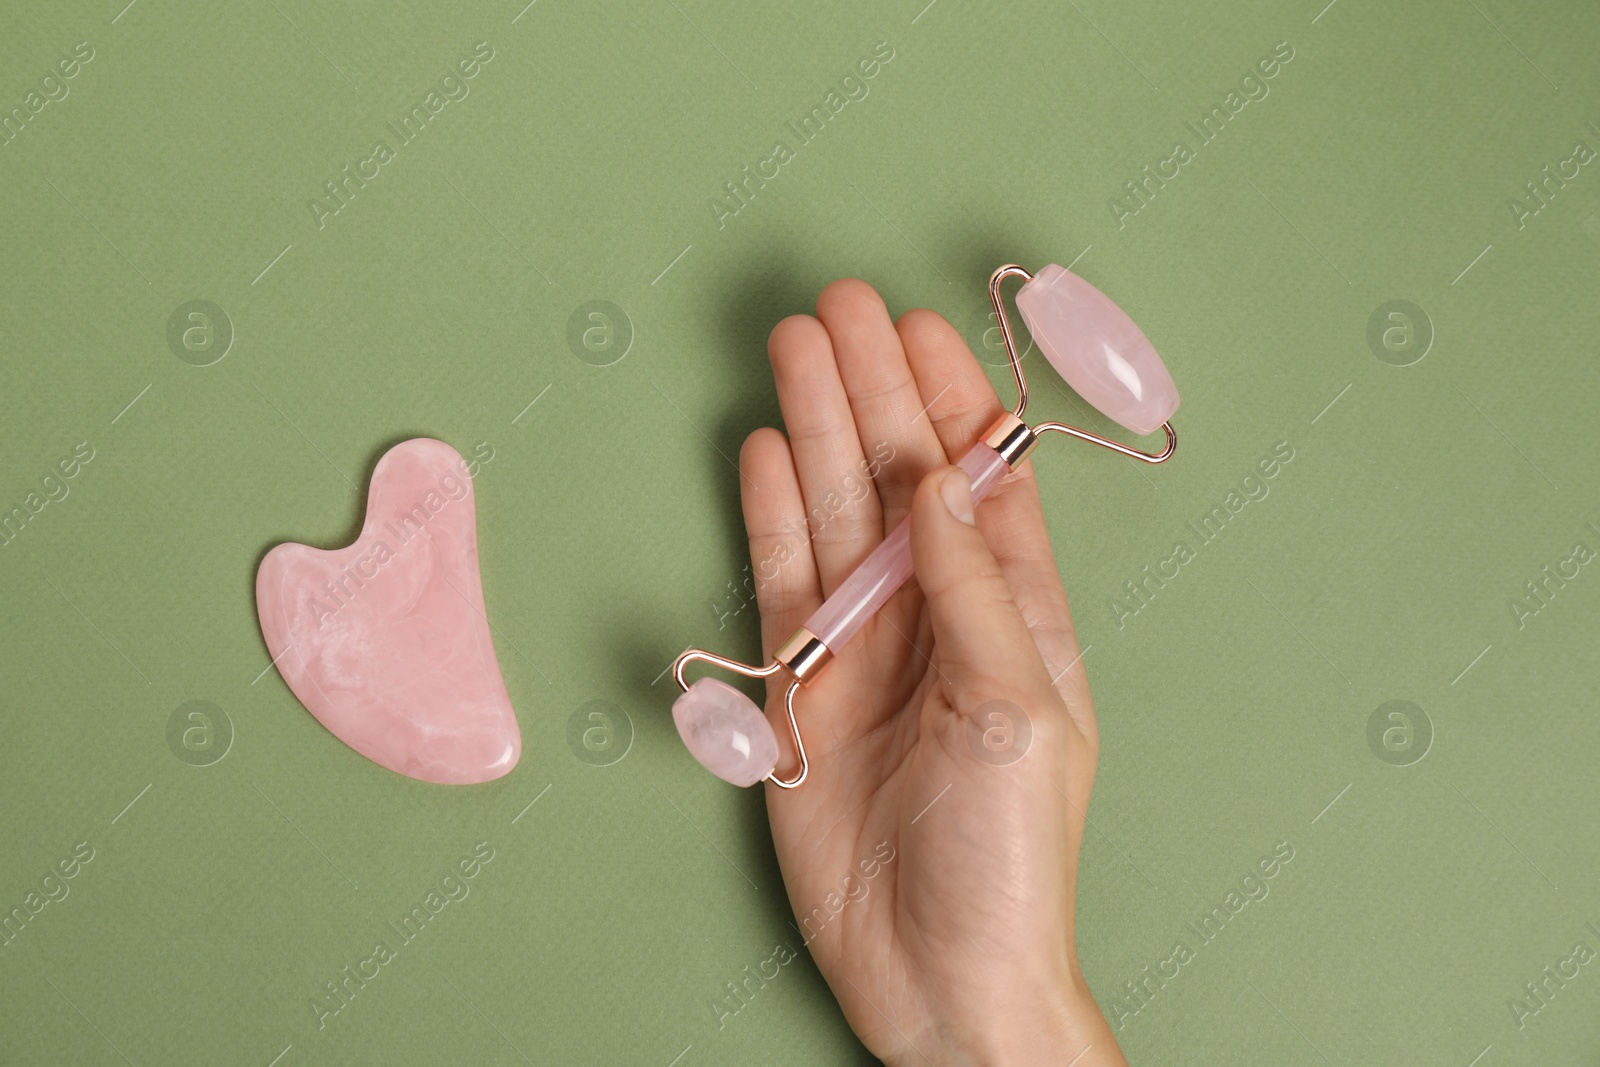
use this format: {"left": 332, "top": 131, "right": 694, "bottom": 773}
{"left": 671, "top": 263, "right": 1181, "bottom": 788}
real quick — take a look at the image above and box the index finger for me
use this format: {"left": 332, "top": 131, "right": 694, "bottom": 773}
{"left": 893, "top": 308, "right": 1090, "bottom": 725}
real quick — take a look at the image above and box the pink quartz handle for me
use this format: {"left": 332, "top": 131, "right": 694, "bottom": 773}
{"left": 804, "top": 442, "right": 1010, "bottom": 652}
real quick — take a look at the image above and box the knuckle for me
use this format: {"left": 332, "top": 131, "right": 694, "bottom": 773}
{"left": 929, "top": 562, "right": 1012, "bottom": 606}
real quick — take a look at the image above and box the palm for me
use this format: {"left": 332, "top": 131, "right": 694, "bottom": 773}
{"left": 737, "top": 281, "right": 1101, "bottom": 1061}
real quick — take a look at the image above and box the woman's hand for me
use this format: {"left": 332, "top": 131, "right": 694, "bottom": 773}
{"left": 739, "top": 279, "right": 1127, "bottom": 1066}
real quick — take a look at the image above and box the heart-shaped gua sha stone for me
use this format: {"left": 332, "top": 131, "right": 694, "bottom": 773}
{"left": 256, "top": 438, "right": 520, "bottom": 785}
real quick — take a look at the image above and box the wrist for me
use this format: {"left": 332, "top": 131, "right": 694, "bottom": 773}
{"left": 972, "top": 979, "right": 1124, "bottom": 1067}
{"left": 893, "top": 971, "right": 1126, "bottom": 1067}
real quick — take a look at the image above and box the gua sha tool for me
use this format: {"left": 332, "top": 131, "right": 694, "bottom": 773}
{"left": 671, "top": 264, "right": 1180, "bottom": 789}
{"left": 256, "top": 438, "right": 521, "bottom": 785}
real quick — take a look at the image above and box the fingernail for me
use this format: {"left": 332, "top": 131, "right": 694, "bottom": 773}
{"left": 940, "top": 468, "right": 976, "bottom": 526}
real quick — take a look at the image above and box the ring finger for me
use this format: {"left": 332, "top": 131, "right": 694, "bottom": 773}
{"left": 767, "top": 313, "right": 882, "bottom": 597}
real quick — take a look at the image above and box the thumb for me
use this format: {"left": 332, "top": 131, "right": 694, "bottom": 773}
{"left": 909, "top": 466, "right": 1050, "bottom": 699}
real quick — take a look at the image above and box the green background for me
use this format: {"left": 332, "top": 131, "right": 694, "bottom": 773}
{"left": 2, "top": 0, "right": 1598, "bottom": 1063}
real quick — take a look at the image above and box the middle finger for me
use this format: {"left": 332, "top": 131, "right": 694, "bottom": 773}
{"left": 814, "top": 279, "right": 949, "bottom": 529}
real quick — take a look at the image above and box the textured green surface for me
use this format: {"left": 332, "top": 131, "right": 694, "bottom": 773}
{"left": 2, "top": 0, "right": 1598, "bottom": 1063}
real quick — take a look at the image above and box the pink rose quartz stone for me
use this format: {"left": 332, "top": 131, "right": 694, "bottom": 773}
{"left": 1015, "top": 263, "right": 1180, "bottom": 436}
{"left": 255, "top": 438, "right": 520, "bottom": 785}
{"left": 672, "top": 678, "right": 779, "bottom": 787}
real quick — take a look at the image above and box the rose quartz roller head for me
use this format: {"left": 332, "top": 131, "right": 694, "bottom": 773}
{"left": 671, "top": 264, "right": 1180, "bottom": 788}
